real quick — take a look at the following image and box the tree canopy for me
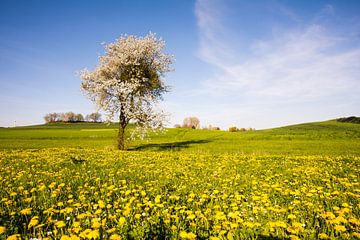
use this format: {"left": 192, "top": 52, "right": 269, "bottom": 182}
{"left": 80, "top": 33, "right": 174, "bottom": 149}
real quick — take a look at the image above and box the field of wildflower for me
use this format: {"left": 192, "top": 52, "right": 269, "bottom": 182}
{"left": 0, "top": 148, "right": 359, "bottom": 239}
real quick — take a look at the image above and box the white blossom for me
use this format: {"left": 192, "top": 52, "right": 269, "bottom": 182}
{"left": 80, "top": 33, "right": 174, "bottom": 149}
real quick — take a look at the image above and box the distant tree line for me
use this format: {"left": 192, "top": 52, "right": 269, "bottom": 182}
{"left": 44, "top": 112, "right": 102, "bottom": 124}
{"left": 337, "top": 116, "right": 360, "bottom": 124}
{"left": 174, "top": 117, "right": 221, "bottom": 130}
{"left": 173, "top": 116, "right": 256, "bottom": 132}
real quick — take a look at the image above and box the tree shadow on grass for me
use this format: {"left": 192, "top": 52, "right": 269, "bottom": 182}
{"left": 129, "top": 139, "right": 211, "bottom": 151}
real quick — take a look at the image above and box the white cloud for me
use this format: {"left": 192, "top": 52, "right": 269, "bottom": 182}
{"left": 321, "top": 4, "right": 335, "bottom": 16}
{"left": 195, "top": 0, "right": 360, "bottom": 99}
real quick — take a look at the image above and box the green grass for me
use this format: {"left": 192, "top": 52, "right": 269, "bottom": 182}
{"left": 1, "top": 120, "right": 359, "bottom": 239}
{"left": 1, "top": 120, "right": 359, "bottom": 155}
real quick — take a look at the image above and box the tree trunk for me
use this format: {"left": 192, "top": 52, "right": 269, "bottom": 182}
{"left": 117, "top": 123, "right": 126, "bottom": 150}
{"left": 117, "top": 107, "right": 127, "bottom": 150}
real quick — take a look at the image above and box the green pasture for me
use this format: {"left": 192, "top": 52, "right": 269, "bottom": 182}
{"left": 0, "top": 120, "right": 359, "bottom": 155}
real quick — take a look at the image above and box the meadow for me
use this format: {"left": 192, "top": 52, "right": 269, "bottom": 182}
{"left": 0, "top": 120, "right": 359, "bottom": 239}
{"left": 0, "top": 120, "right": 359, "bottom": 155}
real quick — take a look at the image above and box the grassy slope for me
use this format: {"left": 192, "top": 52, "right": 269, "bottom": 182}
{"left": 0, "top": 120, "right": 359, "bottom": 155}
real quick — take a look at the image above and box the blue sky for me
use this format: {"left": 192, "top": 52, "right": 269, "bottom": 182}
{"left": 0, "top": 0, "right": 359, "bottom": 129}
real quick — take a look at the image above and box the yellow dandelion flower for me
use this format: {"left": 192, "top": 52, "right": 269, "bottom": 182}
{"left": 77, "top": 213, "right": 88, "bottom": 219}
{"left": 341, "top": 203, "right": 349, "bottom": 208}
{"left": 6, "top": 234, "right": 21, "bottom": 240}
{"left": 91, "top": 220, "right": 101, "bottom": 229}
{"left": 72, "top": 221, "right": 81, "bottom": 228}
{"left": 352, "top": 232, "right": 360, "bottom": 239}
{"left": 179, "top": 231, "right": 188, "bottom": 239}
{"left": 87, "top": 230, "right": 99, "bottom": 239}
{"left": 70, "top": 235, "right": 80, "bottom": 240}
{"left": 0, "top": 226, "right": 6, "bottom": 234}
{"left": 80, "top": 229, "right": 92, "bottom": 239}
{"left": 28, "top": 216, "right": 39, "bottom": 228}
{"left": 155, "top": 195, "right": 161, "bottom": 204}
{"left": 98, "top": 200, "right": 105, "bottom": 209}
{"left": 318, "top": 233, "right": 329, "bottom": 239}
{"left": 349, "top": 218, "right": 360, "bottom": 226}
{"left": 286, "top": 222, "right": 304, "bottom": 234}
{"left": 123, "top": 208, "right": 131, "bottom": 216}
{"left": 20, "top": 208, "right": 32, "bottom": 215}
{"left": 55, "top": 221, "right": 66, "bottom": 228}
{"left": 290, "top": 235, "right": 300, "bottom": 240}
{"left": 109, "top": 234, "right": 122, "bottom": 240}
{"left": 187, "top": 232, "right": 196, "bottom": 240}
{"left": 60, "top": 235, "right": 71, "bottom": 240}
{"left": 287, "top": 214, "right": 296, "bottom": 219}
{"left": 334, "top": 225, "right": 347, "bottom": 232}
{"left": 333, "top": 206, "right": 340, "bottom": 211}
{"left": 106, "top": 228, "right": 116, "bottom": 234}
{"left": 230, "top": 223, "right": 238, "bottom": 229}
{"left": 118, "top": 217, "right": 126, "bottom": 226}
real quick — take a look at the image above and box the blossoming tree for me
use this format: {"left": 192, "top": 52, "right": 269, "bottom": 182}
{"left": 80, "top": 33, "right": 174, "bottom": 150}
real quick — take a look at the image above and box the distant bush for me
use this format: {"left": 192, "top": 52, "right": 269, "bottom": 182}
{"left": 174, "top": 124, "right": 181, "bottom": 128}
{"left": 337, "top": 116, "right": 360, "bottom": 124}
{"left": 229, "top": 127, "right": 255, "bottom": 132}
{"left": 228, "top": 126, "right": 238, "bottom": 132}
{"left": 207, "top": 125, "right": 220, "bottom": 130}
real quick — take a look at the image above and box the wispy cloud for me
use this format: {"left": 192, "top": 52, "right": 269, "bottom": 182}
{"left": 195, "top": 0, "right": 234, "bottom": 68}
{"left": 321, "top": 4, "right": 335, "bottom": 16}
{"left": 195, "top": 0, "right": 360, "bottom": 99}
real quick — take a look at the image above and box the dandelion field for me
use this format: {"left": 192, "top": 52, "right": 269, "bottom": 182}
{"left": 0, "top": 121, "right": 359, "bottom": 239}
{"left": 0, "top": 148, "right": 359, "bottom": 239}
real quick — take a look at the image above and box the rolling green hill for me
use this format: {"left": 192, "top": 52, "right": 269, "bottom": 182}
{"left": 0, "top": 120, "right": 359, "bottom": 155}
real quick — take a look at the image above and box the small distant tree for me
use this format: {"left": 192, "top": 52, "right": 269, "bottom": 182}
{"left": 87, "top": 112, "right": 102, "bottom": 122}
{"left": 80, "top": 33, "right": 174, "bottom": 150}
{"left": 44, "top": 113, "right": 60, "bottom": 123}
{"left": 183, "top": 117, "right": 200, "bottom": 129}
{"left": 62, "top": 112, "right": 77, "bottom": 122}
{"left": 229, "top": 126, "right": 238, "bottom": 132}
{"left": 174, "top": 124, "right": 181, "bottom": 128}
{"left": 206, "top": 124, "right": 220, "bottom": 130}
{"left": 75, "top": 114, "right": 84, "bottom": 122}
